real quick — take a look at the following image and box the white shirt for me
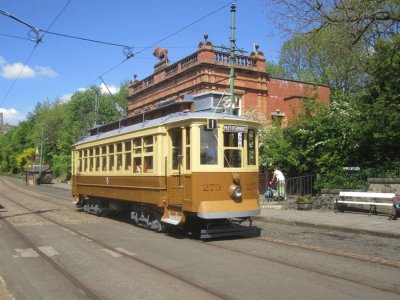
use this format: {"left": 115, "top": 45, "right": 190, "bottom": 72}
{"left": 274, "top": 170, "right": 285, "bottom": 181}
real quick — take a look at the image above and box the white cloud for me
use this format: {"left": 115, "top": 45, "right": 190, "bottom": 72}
{"left": 100, "top": 83, "right": 119, "bottom": 94}
{"left": 34, "top": 65, "right": 58, "bottom": 78}
{"left": 60, "top": 93, "right": 73, "bottom": 103}
{"left": 0, "top": 58, "right": 58, "bottom": 79}
{"left": 2, "top": 62, "right": 36, "bottom": 79}
{"left": 60, "top": 87, "right": 87, "bottom": 103}
{"left": 0, "top": 107, "right": 26, "bottom": 125}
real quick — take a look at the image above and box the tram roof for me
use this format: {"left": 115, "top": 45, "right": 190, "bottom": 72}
{"left": 73, "top": 111, "right": 259, "bottom": 146}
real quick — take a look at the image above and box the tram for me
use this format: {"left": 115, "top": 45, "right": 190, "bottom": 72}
{"left": 71, "top": 94, "right": 261, "bottom": 238}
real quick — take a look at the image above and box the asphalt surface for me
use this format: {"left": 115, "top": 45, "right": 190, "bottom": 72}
{"left": 1, "top": 179, "right": 400, "bottom": 299}
{"left": 45, "top": 182, "right": 400, "bottom": 239}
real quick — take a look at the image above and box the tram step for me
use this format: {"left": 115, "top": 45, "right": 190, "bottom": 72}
{"left": 200, "top": 223, "right": 261, "bottom": 239}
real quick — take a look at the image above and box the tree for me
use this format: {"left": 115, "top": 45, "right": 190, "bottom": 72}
{"left": 15, "top": 148, "right": 35, "bottom": 174}
{"left": 268, "top": 0, "right": 400, "bottom": 47}
{"left": 354, "top": 36, "right": 400, "bottom": 166}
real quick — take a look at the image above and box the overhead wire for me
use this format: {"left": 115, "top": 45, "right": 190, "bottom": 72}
{"left": 90, "top": 0, "right": 235, "bottom": 85}
{"left": 0, "top": 0, "right": 72, "bottom": 107}
{"left": 0, "top": 33, "right": 30, "bottom": 41}
{"left": 1, "top": 0, "right": 236, "bottom": 108}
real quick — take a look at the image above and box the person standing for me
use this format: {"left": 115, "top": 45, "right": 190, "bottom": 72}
{"left": 270, "top": 166, "right": 285, "bottom": 201}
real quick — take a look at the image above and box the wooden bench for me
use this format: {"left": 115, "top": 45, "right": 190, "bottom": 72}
{"left": 335, "top": 192, "right": 395, "bottom": 216}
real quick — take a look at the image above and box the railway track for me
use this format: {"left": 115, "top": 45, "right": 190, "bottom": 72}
{"left": 0, "top": 178, "right": 226, "bottom": 299}
{"left": 2, "top": 177, "right": 400, "bottom": 296}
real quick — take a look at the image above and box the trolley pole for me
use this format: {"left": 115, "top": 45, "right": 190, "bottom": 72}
{"left": 229, "top": 2, "right": 236, "bottom": 115}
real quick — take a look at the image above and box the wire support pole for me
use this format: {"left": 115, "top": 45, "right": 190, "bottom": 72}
{"left": 229, "top": 2, "right": 236, "bottom": 115}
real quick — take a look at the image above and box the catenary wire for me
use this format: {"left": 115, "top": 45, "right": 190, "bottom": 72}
{"left": 89, "top": 0, "right": 236, "bottom": 85}
{"left": 0, "top": 0, "right": 72, "bottom": 107}
{"left": 0, "top": 33, "right": 30, "bottom": 41}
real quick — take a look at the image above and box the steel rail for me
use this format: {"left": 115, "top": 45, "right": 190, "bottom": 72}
{"left": 0, "top": 179, "right": 226, "bottom": 299}
{"left": 201, "top": 237, "right": 400, "bottom": 295}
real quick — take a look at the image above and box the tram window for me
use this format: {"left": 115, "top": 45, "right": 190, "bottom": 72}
{"left": 78, "top": 151, "right": 83, "bottom": 173}
{"left": 83, "top": 150, "right": 88, "bottom": 172}
{"left": 171, "top": 129, "right": 182, "bottom": 170}
{"left": 125, "top": 153, "right": 131, "bottom": 171}
{"left": 247, "top": 130, "right": 256, "bottom": 165}
{"left": 200, "top": 127, "right": 218, "bottom": 165}
{"left": 224, "top": 132, "right": 239, "bottom": 147}
{"left": 108, "top": 144, "right": 114, "bottom": 171}
{"left": 144, "top": 156, "right": 153, "bottom": 173}
{"left": 223, "top": 132, "right": 242, "bottom": 168}
{"left": 144, "top": 136, "right": 153, "bottom": 153}
{"left": 134, "top": 157, "right": 142, "bottom": 173}
{"left": 116, "top": 143, "right": 122, "bottom": 153}
{"left": 134, "top": 138, "right": 142, "bottom": 154}
{"left": 89, "top": 157, "right": 93, "bottom": 172}
{"left": 95, "top": 147, "right": 100, "bottom": 156}
{"left": 186, "top": 148, "right": 190, "bottom": 170}
{"left": 124, "top": 141, "right": 131, "bottom": 152}
{"left": 224, "top": 150, "right": 242, "bottom": 167}
{"left": 186, "top": 127, "right": 190, "bottom": 170}
{"left": 117, "top": 154, "right": 122, "bottom": 170}
{"left": 108, "top": 144, "right": 114, "bottom": 154}
{"left": 102, "top": 156, "right": 107, "bottom": 171}
{"left": 95, "top": 156, "right": 100, "bottom": 171}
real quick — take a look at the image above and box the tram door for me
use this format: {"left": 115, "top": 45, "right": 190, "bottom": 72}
{"left": 168, "top": 128, "right": 185, "bottom": 205}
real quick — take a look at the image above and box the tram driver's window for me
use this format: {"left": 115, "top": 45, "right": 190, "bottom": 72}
{"left": 200, "top": 126, "right": 218, "bottom": 165}
{"left": 223, "top": 132, "right": 242, "bottom": 168}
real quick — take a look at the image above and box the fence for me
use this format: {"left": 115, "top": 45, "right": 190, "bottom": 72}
{"left": 285, "top": 174, "right": 316, "bottom": 196}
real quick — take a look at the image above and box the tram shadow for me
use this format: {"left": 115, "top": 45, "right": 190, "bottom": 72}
{"left": 98, "top": 211, "right": 261, "bottom": 241}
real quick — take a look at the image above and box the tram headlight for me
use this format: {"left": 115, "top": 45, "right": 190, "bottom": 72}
{"left": 230, "top": 185, "right": 242, "bottom": 200}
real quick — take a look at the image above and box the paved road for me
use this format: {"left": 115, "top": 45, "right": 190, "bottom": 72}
{"left": 0, "top": 177, "right": 399, "bottom": 299}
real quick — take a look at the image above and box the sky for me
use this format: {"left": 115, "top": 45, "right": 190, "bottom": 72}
{"left": 0, "top": 0, "right": 283, "bottom": 125}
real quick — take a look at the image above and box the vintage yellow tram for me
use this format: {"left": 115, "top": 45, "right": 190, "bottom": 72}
{"left": 71, "top": 95, "right": 260, "bottom": 238}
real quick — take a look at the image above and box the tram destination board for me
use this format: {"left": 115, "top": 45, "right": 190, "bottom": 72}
{"left": 223, "top": 125, "right": 248, "bottom": 133}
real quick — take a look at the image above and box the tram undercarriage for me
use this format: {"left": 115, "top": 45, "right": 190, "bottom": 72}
{"left": 76, "top": 196, "right": 260, "bottom": 239}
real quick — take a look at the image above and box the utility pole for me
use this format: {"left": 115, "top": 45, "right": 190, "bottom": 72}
{"left": 94, "top": 89, "right": 99, "bottom": 126}
{"left": 39, "top": 126, "right": 44, "bottom": 184}
{"left": 229, "top": 2, "right": 236, "bottom": 115}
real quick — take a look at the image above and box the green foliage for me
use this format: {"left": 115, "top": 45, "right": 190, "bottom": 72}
{"left": 260, "top": 35, "right": 399, "bottom": 189}
{"left": 296, "top": 194, "right": 312, "bottom": 203}
{"left": 15, "top": 148, "right": 35, "bottom": 174}
{"left": 0, "top": 83, "right": 128, "bottom": 180}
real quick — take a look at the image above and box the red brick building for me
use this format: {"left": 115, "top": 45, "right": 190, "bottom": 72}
{"left": 127, "top": 38, "right": 330, "bottom": 124}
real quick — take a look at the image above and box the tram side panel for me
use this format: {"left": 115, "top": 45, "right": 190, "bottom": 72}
{"left": 72, "top": 175, "right": 167, "bottom": 208}
{"left": 188, "top": 172, "right": 259, "bottom": 217}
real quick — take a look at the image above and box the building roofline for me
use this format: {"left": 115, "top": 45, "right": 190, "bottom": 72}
{"left": 268, "top": 75, "right": 330, "bottom": 88}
